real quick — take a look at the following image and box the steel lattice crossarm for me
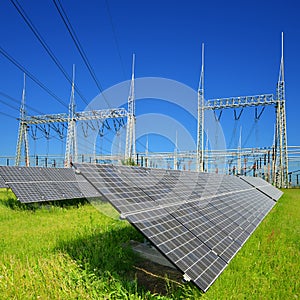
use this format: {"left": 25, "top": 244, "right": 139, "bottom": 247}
{"left": 204, "top": 94, "right": 276, "bottom": 110}
{"left": 76, "top": 108, "right": 128, "bottom": 121}
{"left": 16, "top": 107, "right": 128, "bottom": 167}
{"left": 23, "top": 108, "right": 128, "bottom": 124}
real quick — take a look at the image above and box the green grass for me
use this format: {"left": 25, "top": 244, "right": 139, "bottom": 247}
{"left": 203, "top": 189, "right": 300, "bottom": 300}
{"left": 0, "top": 188, "right": 299, "bottom": 299}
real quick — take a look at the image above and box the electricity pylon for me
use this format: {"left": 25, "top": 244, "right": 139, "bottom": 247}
{"left": 197, "top": 43, "right": 205, "bottom": 172}
{"left": 64, "top": 65, "right": 77, "bottom": 167}
{"left": 125, "top": 54, "right": 136, "bottom": 162}
{"left": 15, "top": 74, "right": 30, "bottom": 166}
{"left": 274, "top": 32, "right": 289, "bottom": 188}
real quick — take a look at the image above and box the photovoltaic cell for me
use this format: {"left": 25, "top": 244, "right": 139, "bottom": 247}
{"left": 73, "top": 163, "right": 281, "bottom": 292}
{"left": 0, "top": 166, "right": 100, "bottom": 203}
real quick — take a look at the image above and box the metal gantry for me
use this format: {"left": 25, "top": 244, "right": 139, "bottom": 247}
{"left": 15, "top": 63, "right": 130, "bottom": 167}
{"left": 14, "top": 53, "right": 136, "bottom": 167}
{"left": 14, "top": 35, "right": 288, "bottom": 187}
{"left": 15, "top": 109, "right": 128, "bottom": 167}
{"left": 197, "top": 33, "right": 289, "bottom": 188}
{"left": 205, "top": 94, "right": 277, "bottom": 109}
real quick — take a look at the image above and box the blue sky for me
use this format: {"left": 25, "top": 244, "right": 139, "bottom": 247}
{"left": 0, "top": 0, "right": 299, "bottom": 158}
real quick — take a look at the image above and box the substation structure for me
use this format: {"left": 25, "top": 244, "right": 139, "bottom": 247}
{"left": 197, "top": 92, "right": 288, "bottom": 188}
{"left": 15, "top": 86, "right": 129, "bottom": 168}
{"left": 137, "top": 37, "right": 288, "bottom": 188}
{"left": 14, "top": 38, "right": 289, "bottom": 188}
{"left": 196, "top": 35, "right": 288, "bottom": 188}
{"left": 15, "top": 57, "right": 137, "bottom": 168}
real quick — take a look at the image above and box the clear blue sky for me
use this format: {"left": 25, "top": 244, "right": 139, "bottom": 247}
{"left": 0, "top": 0, "right": 299, "bottom": 158}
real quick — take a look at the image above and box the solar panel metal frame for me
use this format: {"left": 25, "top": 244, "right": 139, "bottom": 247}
{"left": 74, "top": 163, "right": 280, "bottom": 292}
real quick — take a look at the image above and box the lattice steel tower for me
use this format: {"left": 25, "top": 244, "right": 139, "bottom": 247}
{"left": 274, "top": 33, "right": 289, "bottom": 187}
{"left": 64, "top": 65, "right": 78, "bottom": 167}
{"left": 197, "top": 43, "right": 205, "bottom": 172}
{"left": 15, "top": 74, "right": 30, "bottom": 166}
{"left": 125, "top": 54, "right": 136, "bottom": 162}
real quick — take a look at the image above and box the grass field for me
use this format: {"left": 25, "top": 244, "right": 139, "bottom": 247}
{"left": 0, "top": 188, "right": 299, "bottom": 299}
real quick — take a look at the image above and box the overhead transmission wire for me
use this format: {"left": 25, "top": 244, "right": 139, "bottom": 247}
{"left": 5, "top": 1, "right": 151, "bottom": 157}
{"left": 0, "top": 111, "right": 17, "bottom": 120}
{"left": 54, "top": 1, "right": 152, "bottom": 156}
{"left": 52, "top": 0, "right": 112, "bottom": 108}
{"left": 0, "top": 98, "right": 20, "bottom": 112}
{"left": 0, "top": 45, "right": 127, "bottom": 156}
{"left": 0, "top": 91, "right": 44, "bottom": 115}
{"left": 9, "top": 0, "right": 89, "bottom": 106}
{"left": 0, "top": 20, "right": 110, "bottom": 162}
{"left": 0, "top": 46, "right": 68, "bottom": 109}
{"left": 105, "top": 0, "right": 126, "bottom": 80}
{"left": 1, "top": 4, "right": 112, "bottom": 153}
{"left": 0, "top": 94, "right": 20, "bottom": 119}
{"left": 52, "top": 0, "right": 129, "bottom": 152}
{"left": 10, "top": 0, "right": 118, "bottom": 116}
{"left": 104, "top": 2, "right": 156, "bottom": 155}
{"left": 53, "top": 0, "right": 153, "bottom": 154}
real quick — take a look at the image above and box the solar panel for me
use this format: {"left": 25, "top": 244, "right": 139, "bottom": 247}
{"left": 0, "top": 166, "right": 100, "bottom": 203}
{"left": 73, "top": 163, "right": 280, "bottom": 292}
{"left": 239, "top": 176, "right": 283, "bottom": 201}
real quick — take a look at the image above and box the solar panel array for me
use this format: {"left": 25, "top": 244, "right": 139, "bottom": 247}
{"left": 73, "top": 163, "right": 280, "bottom": 292}
{"left": 0, "top": 166, "right": 100, "bottom": 203}
{"left": 0, "top": 163, "right": 281, "bottom": 291}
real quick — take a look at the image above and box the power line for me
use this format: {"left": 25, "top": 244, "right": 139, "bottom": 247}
{"left": 0, "top": 91, "right": 44, "bottom": 115}
{"left": 52, "top": 0, "right": 112, "bottom": 108}
{"left": 0, "top": 98, "right": 20, "bottom": 112}
{"left": 0, "top": 111, "right": 17, "bottom": 120}
{"left": 105, "top": 0, "right": 126, "bottom": 80}
{"left": 0, "top": 46, "right": 68, "bottom": 109}
{"left": 0, "top": 46, "right": 154, "bottom": 157}
{"left": 53, "top": 2, "right": 153, "bottom": 155}
{"left": 25, "top": 1, "right": 150, "bottom": 155}
{"left": 9, "top": 0, "right": 89, "bottom": 106}
{"left": 5, "top": 2, "right": 151, "bottom": 157}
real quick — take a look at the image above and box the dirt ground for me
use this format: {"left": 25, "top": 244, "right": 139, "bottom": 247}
{"left": 133, "top": 258, "right": 185, "bottom": 295}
